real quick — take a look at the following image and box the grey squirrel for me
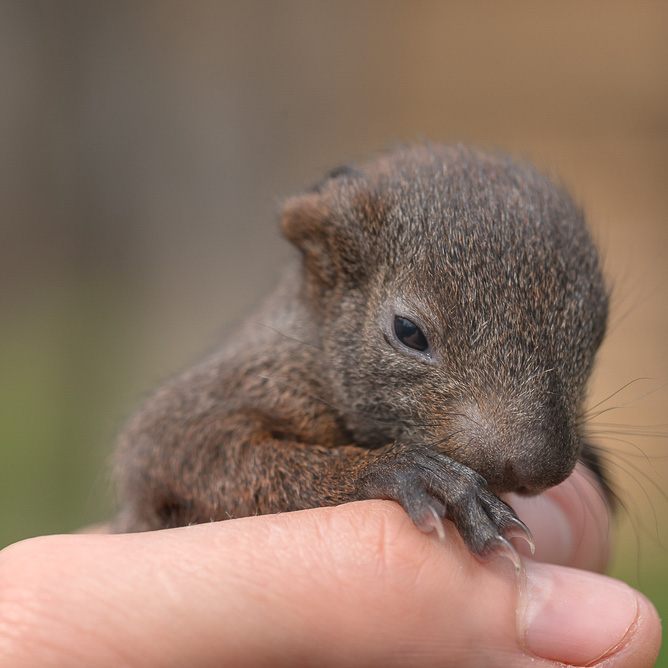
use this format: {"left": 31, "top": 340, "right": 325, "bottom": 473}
{"left": 113, "top": 144, "right": 608, "bottom": 559}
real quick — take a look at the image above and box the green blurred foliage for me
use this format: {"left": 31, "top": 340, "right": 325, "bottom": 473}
{"left": 0, "top": 278, "right": 140, "bottom": 544}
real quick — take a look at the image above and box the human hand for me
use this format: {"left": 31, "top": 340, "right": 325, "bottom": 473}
{"left": 0, "top": 465, "right": 660, "bottom": 667}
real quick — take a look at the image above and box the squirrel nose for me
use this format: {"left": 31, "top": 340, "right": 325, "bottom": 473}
{"left": 453, "top": 399, "right": 579, "bottom": 494}
{"left": 500, "top": 456, "right": 561, "bottom": 494}
{"left": 503, "top": 461, "right": 533, "bottom": 494}
{"left": 490, "top": 422, "right": 579, "bottom": 493}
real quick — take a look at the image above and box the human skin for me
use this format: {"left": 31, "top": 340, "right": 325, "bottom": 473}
{"left": 0, "top": 466, "right": 661, "bottom": 667}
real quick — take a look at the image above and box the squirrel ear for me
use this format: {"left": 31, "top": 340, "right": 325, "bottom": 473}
{"left": 280, "top": 191, "right": 346, "bottom": 285}
{"left": 281, "top": 164, "right": 380, "bottom": 286}
{"left": 281, "top": 174, "right": 372, "bottom": 286}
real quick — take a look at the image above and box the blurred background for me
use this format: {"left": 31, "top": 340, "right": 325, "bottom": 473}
{"left": 1, "top": 0, "right": 666, "bottom": 660}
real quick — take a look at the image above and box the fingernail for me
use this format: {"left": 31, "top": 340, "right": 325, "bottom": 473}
{"left": 522, "top": 562, "right": 639, "bottom": 666}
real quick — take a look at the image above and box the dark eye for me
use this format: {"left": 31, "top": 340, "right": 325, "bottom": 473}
{"left": 393, "top": 316, "right": 430, "bottom": 353}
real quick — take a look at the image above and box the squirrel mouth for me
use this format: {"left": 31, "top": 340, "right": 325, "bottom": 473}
{"left": 513, "top": 484, "right": 543, "bottom": 497}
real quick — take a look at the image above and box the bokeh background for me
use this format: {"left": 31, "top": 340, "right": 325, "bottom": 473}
{"left": 1, "top": 1, "right": 667, "bottom": 661}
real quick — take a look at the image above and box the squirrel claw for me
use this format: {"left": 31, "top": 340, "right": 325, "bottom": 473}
{"left": 413, "top": 502, "right": 447, "bottom": 542}
{"left": 489, "top": 535, "right": 524, "bottom": 575}
{"left": 425, "top": 503, "right": 446, "bottom": 542}
{"left": 504, "top": 516, "right": 535, "bottom": 554}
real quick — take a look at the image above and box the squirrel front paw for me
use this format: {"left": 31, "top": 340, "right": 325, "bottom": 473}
{"left": 356, "top": 443, "right": 534, "bottom": 565}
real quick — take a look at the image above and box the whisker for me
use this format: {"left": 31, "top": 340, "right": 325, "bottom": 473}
{"left": 587, "top": 436, "right": 660, "bottom": 473}
{"left": 589, "top": 450, "right": 667, "bottom": 551}
{"left": 254, "top": 321, "right": 324, "bottom": 351}
{"left": 582, "top": 378, "right": 667, "bottom": 422}
{"left": 567, "top": 465, "right": 613, "bottom": 553}
{"left": 583, "top": 377, "right": 658, "bottom": 415}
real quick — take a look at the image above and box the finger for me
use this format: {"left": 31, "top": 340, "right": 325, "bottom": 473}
{"left": 0, "top": 500, "right": 659, "bottom": 667}
{"left": 506, "top": 462, "right": 611, "bottom": 571}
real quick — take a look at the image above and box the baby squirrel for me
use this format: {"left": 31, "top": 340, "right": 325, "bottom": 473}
{"left": 113, "top": 144, "right": 609, "bottom": 558}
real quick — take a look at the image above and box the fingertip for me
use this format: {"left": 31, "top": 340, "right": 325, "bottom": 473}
{"left": 521, "top": 562, "right": 661, "bottom": 667}
{"left": 629, "top": 589, "right": 663, "bottom": 667}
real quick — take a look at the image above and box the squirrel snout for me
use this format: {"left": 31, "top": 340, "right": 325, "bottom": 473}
{"left": 451, "top": 400, "right": 579, "bottom": 494}
{"left": 496, "top": 449, "right": 572, "bottom": 495}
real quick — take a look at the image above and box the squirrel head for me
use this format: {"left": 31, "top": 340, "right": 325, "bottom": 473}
{"left": 281, "top": 144, "right": 608, "bottom": 494}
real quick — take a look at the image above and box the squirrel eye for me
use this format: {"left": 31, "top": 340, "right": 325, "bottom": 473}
{"left": 393, "top": 316, "right": 430, "bottom": 353}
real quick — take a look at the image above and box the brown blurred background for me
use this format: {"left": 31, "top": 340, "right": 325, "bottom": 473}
{"left": 1, "top": 0, "right": 666, "bottom": 659}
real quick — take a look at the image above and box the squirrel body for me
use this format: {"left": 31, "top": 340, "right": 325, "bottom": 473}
{"left": 113, "top": 145, "right": 608, "bottom": 556}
